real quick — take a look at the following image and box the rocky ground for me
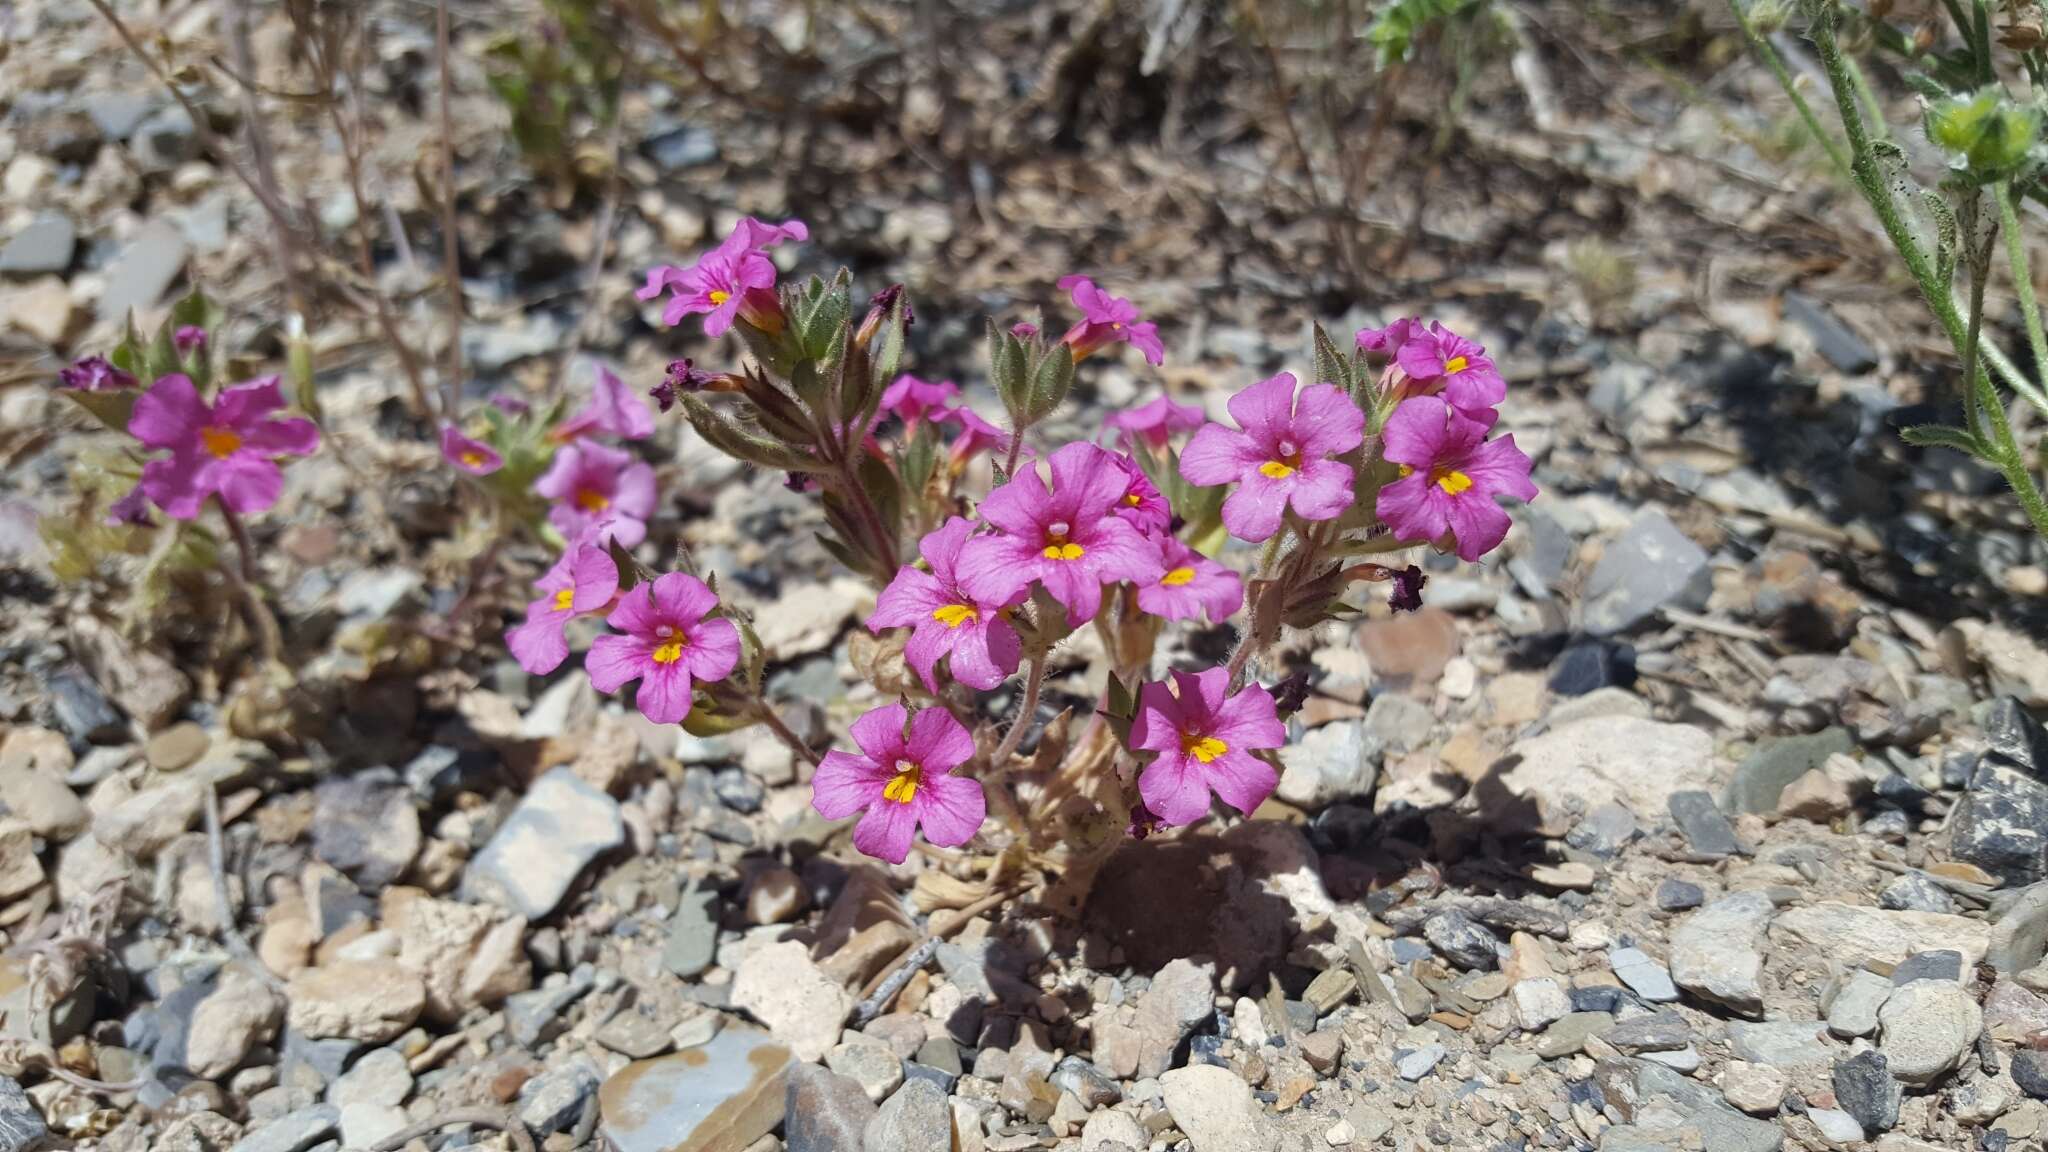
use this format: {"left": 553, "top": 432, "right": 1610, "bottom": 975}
{"left": 8, "top": 1, "right": 2048, "bottom": 1151}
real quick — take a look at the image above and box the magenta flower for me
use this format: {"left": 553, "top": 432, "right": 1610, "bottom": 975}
{"left": 174, "top": 326, "right": 208, "bottom": 356}
{"left": 1178, "top": 372, "right": 1364, "bottom": 543}
{"left": 881, "top": 375, "right": 960, "bottom": 429}
{"left": 1010, "top": 322, "right": 1040, "bottom": 339}
{"left": 810, "top": 703, "right": 986, "bottom": 864}
{"left": 1376, "top": 396, "right": 1538, "bottom": 562}
{"left": 946, "top": 407, "right": 1015, "bottom": 472}
{"left": 586, "top": 572, "right": 741, "bottom": 725}
{"left": 1395, "top": 322, "right": 1505, "bottom": 423}
{"left": 870, "top": 517, "right": 1025, "bottom": 693}
{"left": 636, "top": 216, "right": 807, "bottom": 338}
{"left": 105, "top": 484, "right": 153, "bottom": 527}
{"left": 129, "top": 374, "right": 319, "bottom": 519}
{"left": 506, "top": 544, "right": 620, "bottom": 675}
{"left": 1110, "top": 453, "right": 1171, "bottom": 537}
{"left": 1056, "top": 275, "right": 1164, "bottom": 366}
{"left": 1387, "top": 564, "right": 1426, "bottom": 613}
{"left": 533, "top": 441, "right": 657, "bottom": 549}
{"left": 1354, "top": 317, "right": 1425, "bottom": 358}
{"left": 58, "top": 355, "right": 135, "bottom": 391}
{"left": 1107, "top": 394, "right": 1204, "bottom": 450}
{"left": 1130, "top": 667, "right": 1285, "bottom": 827}
{"left": 555, "top": 365, "right": 655, "bottom": 443}
{"left": 441, "top": 425, "right": 503, "bottom": 476}
{"left": 1136, "top": 539, "right": 1243, "bottom": 624}
{"left": 491, "top": 394, "right": 532, "bottom": 415}
{"left": 958, "top": 443, "right": 1164, "bottom": 625}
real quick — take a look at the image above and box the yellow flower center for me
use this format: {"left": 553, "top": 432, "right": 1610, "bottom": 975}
{"left": 1181, "top": 733, "right": 1229, "bottom": 763}
{"left": 461, "top": 450, "right": 487, "bottom": 468}
{"left": 552, "top": 588, "right": 575, "bottom": 612}
{"left": 1258, "top": 460, "right": 1295, "bottom": 479}
{"left": 708, "top": 289, "right": 731, "bottom": 306}
{"left": 883, "top": 761, "right": 922, "bottom": 804}
{"left": 1160, "top": 566, "right": 1196, "bottom": 587}
{"left": 651, "top": 640, "right": 685, "bottom": 664}
{"left": 1444, "top": 355, "right": 1470, "bottom": 374}
{"left": 575, "top": 489, "right": 611, "bottom": 512}
{"left": 1124, "top": 492, "right": 1142, "bottom": 506}
{"left": 932, "top": 603, "right": 977, "bottom": 629}
{"left": 201, "top": 427, "right": 243, "bottom": 459}
{"left": 1042, "top": 535, "right": 1084, "bottom": 561}
{"left": 1435, "top": 469, "right": 1473, "bottom": 495}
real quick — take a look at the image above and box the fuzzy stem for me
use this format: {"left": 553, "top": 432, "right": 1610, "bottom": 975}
{"left": 1999, "top": 181, "right": 2048, "bottom": 403}
{"left": 990, "top": 654, "right": 1046, "bottom": 767}
{"left": 753, "top": 688, "right": 821, "bottom": 768}
{"left": 215, "top": 500, "right": 283, "bottom": 666}
{"left": 435, "top": 0, "right": 464, "bottom": 422}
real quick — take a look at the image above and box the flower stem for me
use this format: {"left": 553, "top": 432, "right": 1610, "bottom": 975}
{"left": 753, "top": 689, "right": 821, "bottom": 768}
{"left": 215, "top": 500, "right": 283, "bottom": 666}
{"left": 990, "top": 654, "right": 1046, "bottom": 768}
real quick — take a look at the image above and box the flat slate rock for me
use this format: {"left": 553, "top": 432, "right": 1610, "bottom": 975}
{"left": 0, "top": 215, "right": 75, "bottom": 276}
{"left": 463, "top": 767, "right": 624, "bottom": 919}
{"left": 600, "top": 1028, "right": 793, "bottom": 1152}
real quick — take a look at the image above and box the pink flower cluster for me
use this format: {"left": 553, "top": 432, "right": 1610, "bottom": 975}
{"left": 127, "top": 374, "right": 320, "bottom": 520}
{"left": 637, "top": 217, "right": 808, "bottom": 338}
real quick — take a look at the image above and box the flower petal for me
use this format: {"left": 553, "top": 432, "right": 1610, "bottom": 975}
{"left": 1203, "top": 750, "right": 1278, "bottom": 817}
{"left": 908, "top": 708, "right": 977, "bottom": 773}
{"left": 915, "top": 770, "right": 987, "bottom": 847}
{"left": 1224, "top": 372, "right": 1299, "bottom": 450}
{"left": 1138, "top": 753, "right": 1213, "bottom": 827}
{"left": 1290, "top": 382, "right": 1366, "bottom": 458}
{"left": 213, "top": 454, "right": 284, "bottom": 514}
{"left": 585, "top": 633, "right": 647, "bottom": 694}
{"left": 812, "top": 749, "right": 884, "bottom": 820}
{"left": 129, "top": 374, "right": 207, "bottom": 449}
{"left": 850, "top": 703, "right": 910, "bottom": 766}
{"left": 682, "top": 616, "right": 742, "bottom": 684}
{"left": 852, "top": 798, "right": 921, "bottom": 864}
{"left": 1285, "top": 459, "right": 1355, "bottom": 523}
{"left": 211, "top": 376, "right": 287, "bottom": 428}
{"left": 1220, "top": 469, "right": 1290, "bottom": 543}
{"left": 635, "top": 661, "right": 695, "bottom": 725}
{"left": 506, "top": 602, "right": 570, "bottom": 675}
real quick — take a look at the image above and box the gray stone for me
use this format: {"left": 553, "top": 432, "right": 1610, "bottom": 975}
{"left": 1364, "top": 694, "right": 1433, "bottom": 753}
{"left": 1537, "top": 1011, "right": 1613, "bottom": 1059}
{"left": 1670, "top": 892, "right": 1774, "bottom": 1016}
{"left": 785, "top": 1064, "right": 876, "bottom": 1152}
{"left": 863, "top": 1079, "right": 950, "bottom": 1152}
{"left": 1569, "top": 802, "right": 1639, "bottom": 858}
{"left": 0, "top": 215, "right": 75, "bottom": 276}
{"left": 229, "top": 1104, "right": 340, "bottom": 1152}
{"left": 97, "top": 220, "right": 189, "bottom": 321}
{"left": 1832, "top": 1049, "right": 1899, "bottom": 1133}
{"left": 1991, "top": 880, "right": 2048, "bottom": 972}
{"left": 519, "top": 1060, "right": 601, "bottom": 1136}
{"left": 327, "top": 1047, "right": 410, "bottom": 1109}
{"left": 504, "top": 967, "right": 596, "bottom": 1049}
{"left": 1987, "top": 696, "right": 2048, "bottom": 775}
{"left": 1394, "top": 1045, "right": 1446, "bottom": 1080}
{"left": 1159, "top": 1064, "right": 1270, "bottom": 1150}
{"left": 1630, "top": 1061, "right": 1783, "bottom": 1152}
{"left": 1722, "top": 729, "right": 1853, "bottom": 815}
{"left": 1825, "top": 969, "right": 1892, "bottom": 1038}
{"left": 0, "top": 1076, "right": 47, "bottom": 1152}
{"left": 1610, "top": 946, "right": 1679, "bottom": 1003}
{"left": 311, "top": 769, "right": 420, "bottom": 890}
{"left": 599, "top": 1028, "right": 794, "bottom": 1152}
{"left": 48, "top": 667, "right": 124, "bottom": 744}
{"left": 1656, "top": 878, "right": 1705, "bottom": 911}
{"left": 2012, "top": 1048, "right": 2048, "bottom": 1099}
{"left": 1275, "top": 719, "right": 1374, "bottom": 809}
{"left": 1953, "top": 760, "right": 2048, "bottom": 886}
{"left": 1580, "top": 510, "right": 1711, "bottom": 635}
{"left": 131, "top": 106, "right": 197, "bottom": 169}
{"left": 1890, "top": 950, "right": 1963, "bottom": 985}
{"left": 84, "top": 93, "right": 155, "bottom": 140}
{"left": 1050, "top": 1056, "right": 1121, "bottom": 1106}
{"left": 1424, "top": 908, "right": 1501, "bottom": 970}
{"left": 463, "top": 767, "right": 624, "bottom": 919}
{"left": 1727, "top": 1020, "right": 1833, "bottom": 1067}
{"left": 1495, "top": 717, "right": 1716, "bottom": 834}
{"left": 1662, "top": 787, "right": 1744, "bottom": 852}
{"left": 1879, "top": 874, "right": 1956, "bottom": 914}
{"left": 663, "top": 887, "right": 721, "bottom": 978}
{"left": 825, "top": 1033, "right": 904, "bottom": 1102}
{"left": 1512, "top": 978, "right": 1571, "bottom": 1031}
{"left": 641, "top": 122, "right": 721, "bottom": 170}
{"left": 1878, "top": 980, "right": 1982, "bottom": 1085}
{"left": 1602, "top": 1010, "right": 1691, "bottom": 1054}
{"left": 1132, "top": 957, "right": 1215, "bottom": 1079}
{"left": 1782, "top": 292, "right": 1877, "bottom": 374}
{"left": 1640, "top": 1045, "right": 1701, "bottom": 1073}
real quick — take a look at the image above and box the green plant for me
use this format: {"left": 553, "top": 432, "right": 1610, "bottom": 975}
{"left": 483, "top": 0, "right": 627, "bottom": 203}
{"left": 1732, "top": 0, "right": 2048, "bottom": 538}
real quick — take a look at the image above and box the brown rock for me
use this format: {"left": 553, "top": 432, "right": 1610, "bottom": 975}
{"left": 284, "top": 958, "right": 427, "bottom": 1043}
{"left": 1356, "top": 608, "right": 1459, "bottom": 691}
{"left": 0, "top": 819, "right": 44, "bottom": 899}
{"left": 185, "top": 964, "right": 282, "bottom": 1079}
{"left": 145, "top": 722, "right": 210, "bottom": 772}
{"left": 1776, "top": 767, "right": 1851, "bottom": 823}
{"left": 257, "top": 899, "right": 315, "bottom": 978}
{"left": 0, "top": 727, "right": 87, "bottom": 840}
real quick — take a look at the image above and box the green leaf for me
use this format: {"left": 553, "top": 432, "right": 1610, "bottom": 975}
{"left": 1900, "top": 422, "right": 1989, "bottom": 456}
{"left": 868, "top": 293, "right": 908, "bottom": 396}
{"left": 797, "top": 270, "right": 853, "bottom": 361}
{"left": 901, "top": 424, "right": 939, "bottom": 497}
{"left": 61, "top": 389, "right": 137, "bottom": 433}
{"left": 1312, "top": 323, "right": 1353, "bottom": 392}
{"left": 606, "top": 535, "right": 643, "bottom": 592}
{"left": 1024, "top": 344, "right": 1075, "bottom": 422}
{"left": 678, "top": 395, "right": 827, "bottom": 472}
{"left": 988, "top": 320, "right": 1029, "bottom": 419}
{"left": 857, "top": 450, "right": 903, "bottom": 543}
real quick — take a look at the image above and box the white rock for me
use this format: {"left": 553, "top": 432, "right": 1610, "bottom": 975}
{"left": 731, "top": 940, "right": 853, "bottom": 1063}
{"left": 1670, "top": 892, "right": 1774, "bottom": 1015}
{"left": 1773, "top": 902, "right": 1990, "bottom": 969}
{"left": 1490, "top": 717, "right": 1717, "bottom": 834}
{"left": 1080, "top": 1108, "right": 1148, "bottom": 1151}
{"left": 462, "top": 767, "right": 623, "bottom": 920}
{"left": 184, "top": 964, "right": 282, "bottom": 1079}
{"left": 1878, "top": 980, "right": 1982, "bottom": 1085}
{"left": 1512, "top": 978, "right": 1571, "bottom": 1031}
{"left": 1808, "top": 1107, "right": 1863, "bottom": 1144}
{"left": 1720, "top": 1060, "right": 1787, "bottom": 1114}
{"left": 285, "top": 958, "right": 427, "bottom": 1043}
{"left": 1159, "top": 1064, "right": 1272, "bottom": 1151}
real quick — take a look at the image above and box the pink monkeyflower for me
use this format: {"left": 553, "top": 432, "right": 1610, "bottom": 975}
{"left": 810, "top": 702, "right": 986, "bottom": 864}
{"left": 1376, "top": 396, "right": 1538, "bottom": 562}
{"left": 636, "top": 216, "right": 807, "bottom": 338}
{"left": 1136, "top": 538, "right": 1243, "bottom": 624}
{"left": 1354, "top": 317, "right": 1426, "bottom": 358}
{"left": 1056, "top": 275, "right": 1164, "bottom": 366}
{"left": 1107, "top": 394, "right": 1204, "bottom": 450}
{"left": 58, "top": 356, "right": 136, "bottom": 391}
{"left": 129, "top": 374, "right": 320, "bottom": 519}
{"left": 533, "top": 441, "right": 657, "bottom": 548}
{"left": 881, "top": 375, "right": 960, "bottom": 429}
{"left": 1395, "top": 321, "right": 1505, "bottom": 424}
{"left": 174, "top": 326, "right": 208, "bottom": 356}
{"left": 554, "top": 365, "right": 655, "bottom": 443}
{"left": 441, "top": 425, "right": 503, "bottom": 476}
{"left": 105, "top": 484, "right": 153, "bottom": 527}
{"left": 945, "top": 406, "right": 1016, "bottom": 473}
{"left": 870, "top": 517, "right": 1025, "bottom": 693}
{"left": 1130, "top": 667, "right": 1285, "bottom": 827}
{"left": 1110, "top": 453, "right": 1171, "bottom": 537}
{"left": 586, "top": 571, "right": 741, "bottom": 725}
{"left": 506, "top": 544, "right": 620, "bottom": 675}
{"left": 1010, "top": 322, "right": 1040, "bottom": 339}
{"left": 958, "top": 442, "right": 1164, "bottom": 625}
{"left": 1178, "top": 371, "right": 1364, "bottom": 543}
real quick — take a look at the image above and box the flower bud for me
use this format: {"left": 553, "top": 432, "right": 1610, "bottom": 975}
{"left": 1928, "top": 89, "right": 2040, "bottom": 177}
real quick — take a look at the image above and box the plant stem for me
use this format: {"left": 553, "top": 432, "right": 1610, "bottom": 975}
{"left": 754, "top": 689, "right": 821, "bottom": 768}
{"left": 215, "top": 501, "right": 284, "bottom": 666}
{"left": 1999, "top": 181, "right": 2048, "bottom": 399}
{"left": 989, "top": 654, "right": 1046, "bottom": 767}
{"left": 1727, "top": 0, "right": 1852, "bottom": 179}
{"left": 435, "top": 0, "right": 464, "bottom": 422}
